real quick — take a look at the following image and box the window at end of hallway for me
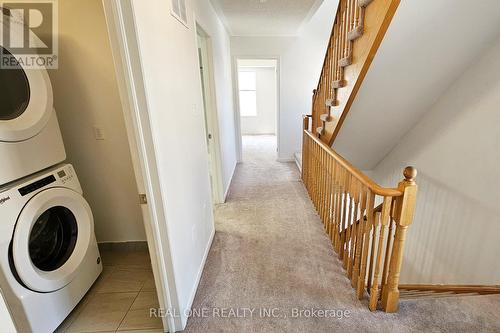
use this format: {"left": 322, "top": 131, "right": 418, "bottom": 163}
{"left": 238, "top": 70, "right": 257, "bottom": 117}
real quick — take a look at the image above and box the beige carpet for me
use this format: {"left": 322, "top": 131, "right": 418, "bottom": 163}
{"left": 185, "top": 135, "right": 500, "bottom": 333}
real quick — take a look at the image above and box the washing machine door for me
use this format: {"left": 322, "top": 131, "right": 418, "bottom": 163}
{"left": 0, "top": 45, "right": 53, "bottom": 142}
{"left": 12, "top": 187, "right": 94, "bottom": 293}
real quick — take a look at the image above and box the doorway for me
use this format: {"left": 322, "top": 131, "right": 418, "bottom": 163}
{"left": 45, "top": 0, "right": 169, "bottom": 331}
{"left": 235, "top": 58, "right": 279, "bottom": 162}
{"left": 196, "top": 25, "right": 224, "bottom": 204}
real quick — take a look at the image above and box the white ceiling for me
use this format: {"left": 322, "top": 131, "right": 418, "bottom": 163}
{"left": 334, "top": 0, "right": 500, "bottom": 170}
{"left": 210, "top": 0, "right": 323, "bottom": 36}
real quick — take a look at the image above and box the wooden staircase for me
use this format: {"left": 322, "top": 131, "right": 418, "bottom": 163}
{"left": 301, "top": 0, "right": 500, "bottom": 314}
{"left": 312, "top": 0, "right": 400, "bottom": 145}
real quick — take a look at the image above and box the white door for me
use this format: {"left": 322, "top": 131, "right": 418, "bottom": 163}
{"left": 196, "top": 27, "right": 224, "bottom": 203}
{"left": 0, "top": 45, "right": 53, "bottom": 142}
{"left": 12, "top": 188, "right": 94, "bottom": 292}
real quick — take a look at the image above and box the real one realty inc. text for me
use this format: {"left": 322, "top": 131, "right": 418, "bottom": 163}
{"left": 150, "top": 307, "right": 351, "bottom": 319}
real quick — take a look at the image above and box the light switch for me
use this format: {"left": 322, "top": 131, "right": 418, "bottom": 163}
{"left": 93, "top": 126, "right": 105, "bottom": 140}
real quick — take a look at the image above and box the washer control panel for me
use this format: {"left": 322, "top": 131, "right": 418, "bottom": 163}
{"left": 58, "top": 166, "right": 75, "bottom": 185}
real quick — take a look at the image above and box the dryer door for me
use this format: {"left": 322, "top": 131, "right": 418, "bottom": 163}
{"left": 12, "top": 187, "right": 94, "bottom": 293}
{"left": 0, "top": 46, "right": 53, "bottom": 142}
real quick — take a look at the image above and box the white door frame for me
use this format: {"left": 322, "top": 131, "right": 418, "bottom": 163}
{"left": 102, "top": 1, "right": 182, "bottom": 331}
{"left": 195, "top": 23, "right": 225, "bottom": 204}
{"left": 232, "top": 55, "right": 281, "bottom": 162}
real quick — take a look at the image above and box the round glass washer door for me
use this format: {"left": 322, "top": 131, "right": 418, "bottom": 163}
{"left": 0, "top": 45, "right": 53, "bottom": 142}
{"left": 12, "top": 188, "right": 94, "bottom": 293}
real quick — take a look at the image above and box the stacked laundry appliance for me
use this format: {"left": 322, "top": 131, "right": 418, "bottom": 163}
{"left": 0, "top": 10, "right": 102, "bottom": 333}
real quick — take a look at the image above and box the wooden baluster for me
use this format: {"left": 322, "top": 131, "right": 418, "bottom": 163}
{"left": 338, "top": 1, "right": 345, "bottom": 76}
{"left": 331, "top": 159, "right": 339, "bottom": 241}
{"left": 321, "top": 149, "right": 328, "bottom": 225}
{"left": 327, "top": 155, "right": 334, "bottom": 236}
{"left": 348, "top": 0, "right": 355, "bottom": 38}
{"left": 323, "top": 154, "right": 329, "bottom": 231}
{"left": 305, "top": 138, "right": 309, "bottom": 189}
{"left": 367, "top": 198, "right": 378, "bottom": 293}
{"left": 308, "top": 139, "right": 312, "bottom": 198}
{"left": 381, "top": 167, "right": 418, "bottom": 312}
{"left": 323, "top": 149, "right": 329, "bottom": 224}
{"left": 343, "top": 175, "right": 354, "bottom": 268}
{"left": 329, "top": 156, "right": 336, "bottom": 237}
{"left": 357, "top": 190, "right": 374, "bottom": 299}
{"left": 335, "top": 17, "right": 342, "bottom": 85}
{"left": 381, "top": 200, "right": 396, "bottom": 295}
{"left": 353, "top": 0, "right": 359, "bottom": 30}
{"left": 334, "top": 21, "right": 339, "bottom": 83}
{"left": 327, "top": 38, "right": 333, "bottom": 103}
{"left": 318, "top": 148, "right": 324, "bottom": 220}
{"left": 337, "top": 164, "right": 344, "bottom": 251}
{"left": 327, "top": 159, "right": 335, "bottom": 240}
{"left": 312, "top": 141, "right": 317, "bottom": 207}
{"left": 369, "top": 196, "right": 392, "bottom": 310}
{"left": 351, "top": 185, "right": 366, "bottom": 288}
{"left": 336, "top": 166, "right": 345, "bottom": 254}
{"left": 331, "top": 161, "right": 339, "bottom": 247}
{"left": 343, "top": 2, "right": 349, "bottom": 61}
{"left": 314, "top": 141, "right": 318, "bottom": 200}
{"left": 345, "top": 1, "right": 353, "bottom": 64}
{"left": 326, "top": 156, "right": 335, "bottom": 239}
{"left": 347, "top": 178, "right": 359, "bottom": 277}
{"left": 339, "top": 166, "right": 350, "bottom": 259}
{"left": 334, "top": 164, "right": 342, "bottom": 251}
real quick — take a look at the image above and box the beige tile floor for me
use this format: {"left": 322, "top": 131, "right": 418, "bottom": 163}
{"left": 56, "top": 249, "right": 164, "bottom": 333}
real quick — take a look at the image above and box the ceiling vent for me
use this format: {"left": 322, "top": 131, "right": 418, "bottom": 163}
{"left": 171, "top": 0, "right": 188, "bottom": 27}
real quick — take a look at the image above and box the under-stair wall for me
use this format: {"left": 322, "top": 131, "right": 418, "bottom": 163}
{"left": 369, "top": 35, "right": 500, "bottom": 285}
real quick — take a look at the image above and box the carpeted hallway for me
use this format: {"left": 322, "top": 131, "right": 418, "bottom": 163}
{"left": 184, "top": 135, "right": 500, "bottom": 333}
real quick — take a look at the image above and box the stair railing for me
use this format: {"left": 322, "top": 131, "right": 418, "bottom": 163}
{"left": 302, "top": 115, "right": 418, "bottom": 312}
{"left": 312, "top": 0, "right": 374, "bottom": 136}
{"left": 312, "top": 0, "right": 400, "bottom": 145}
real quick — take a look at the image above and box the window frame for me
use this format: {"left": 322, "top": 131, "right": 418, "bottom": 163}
{"left": 238, "top": 69, "right": 258, "bottom": 117}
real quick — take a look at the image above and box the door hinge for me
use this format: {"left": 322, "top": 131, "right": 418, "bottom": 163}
{"left": 139, "top": 194, "right": 148, "bottom": 204}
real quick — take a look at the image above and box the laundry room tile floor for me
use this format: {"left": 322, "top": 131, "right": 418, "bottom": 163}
{"left": 56, "top": 248, "right": 164, "bottom": 333}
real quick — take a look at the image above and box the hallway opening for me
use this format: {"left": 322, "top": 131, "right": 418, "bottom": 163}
{"left": 235, "top": 58, "right": 279, "bottom": 161}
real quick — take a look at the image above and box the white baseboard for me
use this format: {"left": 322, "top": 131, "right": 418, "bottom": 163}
{"left": 223, "top": 162, "right": 237, "bottom": 201}
{"left": 182, "top": 227, "right": 215, "bottom": 329}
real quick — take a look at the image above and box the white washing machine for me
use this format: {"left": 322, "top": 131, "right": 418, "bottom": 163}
{"left": 0, "top": 14, "right": 66, "bottom": 186}
{"left": 0, "top": 164, "right": 102, "bottom": 333}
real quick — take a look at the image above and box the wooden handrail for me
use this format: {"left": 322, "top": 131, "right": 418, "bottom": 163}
{"left": 301, "top": 116, "right": 418, "bottom": 313}
{"left": 304, "top": 130, "right": 402, "bottom": 197}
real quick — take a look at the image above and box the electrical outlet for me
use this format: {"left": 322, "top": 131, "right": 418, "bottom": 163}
{"left": 93, "top": 126, "right": 105, "bottom": 140}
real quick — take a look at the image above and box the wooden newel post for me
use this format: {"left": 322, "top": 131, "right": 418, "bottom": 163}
{"left": 301, "top": 115, "right": 311, "bottom": 183}
{"left": 303, "top": 114, "right": 310, "bottom": 131}
{"left": 381, "top": 166, "right": 418, "bottom": 313}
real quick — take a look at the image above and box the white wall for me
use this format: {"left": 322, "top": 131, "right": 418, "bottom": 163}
{"left": 239, "top": 66, "right": 277, "bottom": 135}
{"left": 48, "top": 0, "right": 145, "bottom": 242}
{"left": 129, "top": 0, "right": 236, "bottom": 328}
{"left": 0, "top": 291, "right": 16, "bottom": 333}
{"left": 334, "top": 0, "right": 500, "bottom": 170}
{"left": 231, "top": 0, "right": 339, "bottom": 160}
{"left": 370, "top": 35, "right": 500, "bottom": 284}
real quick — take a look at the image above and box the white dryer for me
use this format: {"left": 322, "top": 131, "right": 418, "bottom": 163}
{"left": 0, "top": 164, "right": 102, "bottom": 333}
{"left": 0, "top": 20, "right": 66, "bottom": 185}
